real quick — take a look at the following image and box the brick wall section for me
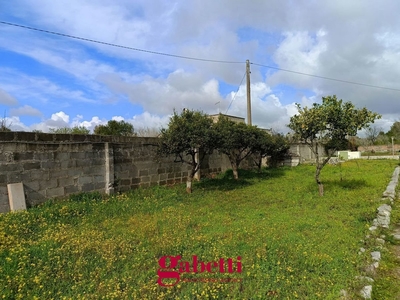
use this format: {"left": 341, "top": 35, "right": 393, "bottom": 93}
{"left": 358, "top": 144, "right": 400, "bottom": 153}
{"left": 0, "top": 132, "right": 232, "bottom": 213}
{"left": 289, "top": 143, "right": 327, "bottom": 162}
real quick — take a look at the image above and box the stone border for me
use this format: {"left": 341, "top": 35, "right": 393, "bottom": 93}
{"left": 353, "top": 166, "right": 399, "bottom": 299}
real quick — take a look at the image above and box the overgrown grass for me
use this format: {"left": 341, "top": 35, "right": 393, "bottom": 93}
{"left": 0, "top": 160, "right": 398, "bottom": 299}
{"left": 361, "top": 151, "right": 398, "bottom": 157}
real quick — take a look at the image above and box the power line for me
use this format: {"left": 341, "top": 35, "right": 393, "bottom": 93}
{"left": 0, "top": 21, "right": 244, "bottom": 64}
{"left": 251, "top": 62, "right": 400, "bottom": 92}
{"left": 2, "top": 21, "right": 400, "bottom": 93}
{"left": 226, "top": 71, "right": 246, "bottom": 114}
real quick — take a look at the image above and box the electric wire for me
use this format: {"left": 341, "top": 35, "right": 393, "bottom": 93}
{"left": 251, "top": 62, "right": 400, "bottom": 92}
{"left": 2, "top": 21, "right": 400, "bottom": 92}
{"left": 225, "top": 71, "right": 246, "bottom": 114}
{"left": 0, "top": 21, "right": 244, "bottom": 64}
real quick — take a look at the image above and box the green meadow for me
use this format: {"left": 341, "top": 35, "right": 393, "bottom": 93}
{"left": 0, "top": 160, "right": 399, "bottom": 299}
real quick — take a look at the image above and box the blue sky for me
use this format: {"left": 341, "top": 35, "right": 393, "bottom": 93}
{"left": 1, "top": 0, "right": 400, "bottom": 134}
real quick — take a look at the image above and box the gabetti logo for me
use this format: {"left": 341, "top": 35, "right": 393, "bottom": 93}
{"left": 157, "top": 255, "right": 242, "bottom": 287}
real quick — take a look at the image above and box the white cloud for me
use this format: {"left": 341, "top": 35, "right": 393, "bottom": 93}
{"left": 99, "top": 70, "right": 226, "bottom": 115}
{"left": 2, "top": 0, "right": 400, "bottom": 135}
{"left": 0, "top": 88, "right": 18, "bottom": 106}
{"left": 10, "top": 105, "right": 42, "bottom": 117}
{"left": 6, "top": 116, "right": 30, "bottom": 132}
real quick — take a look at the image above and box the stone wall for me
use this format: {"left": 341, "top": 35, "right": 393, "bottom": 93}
{"left": 0, "top": 132, "right": 232, "bottom": 213}
{"left": 358, "top": 144, "right": 400, "bottom": 153}
{"left": 288, "top": 142, "right": 327, "bottom": 162}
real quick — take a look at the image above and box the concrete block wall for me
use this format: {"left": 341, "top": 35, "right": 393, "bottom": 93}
{"left": 112, "top": 138, "right": 195, "bottom": 193}
{"left": 358, "top": 144, "right": 400, "bottom": 153}
{"left": 200, "top": 151, "right": 232, "bottom": 177}
{"left": 0, "top": 132, "right": 233, "bottom": 213}
{"left": 289, "top": 142, "right": 327, "bottom": 162}
{"left": 0, "top": 138, "right": 107, "bottom": 212}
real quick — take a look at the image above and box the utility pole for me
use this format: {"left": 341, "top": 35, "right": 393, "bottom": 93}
{"left": 246, "top": 59, "right": 252, "bottom": 125}
{"left": 392, "top": 137, "right": 394, "bottom": 156}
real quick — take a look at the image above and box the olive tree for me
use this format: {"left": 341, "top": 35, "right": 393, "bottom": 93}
{"left": 49, "top": 126, "right": 90, "bottom": 134}
{"left": 288, "top": 95, "right": 380, "bottom": 195}
{"left": 214, "top": 116, "right": 264, "bottom": 179}
{"left": 158, "top": 109, "right": 216, "bottom": 193}
{"left": 94, "top": 120, "right": 136, "bottom": 136}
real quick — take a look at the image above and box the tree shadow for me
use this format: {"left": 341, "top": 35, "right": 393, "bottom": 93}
{"left": 195, "top": 167, "right": 287, "bottom": 191}
{"left": 321, "top": 178, "right": 369, "bottom": 190}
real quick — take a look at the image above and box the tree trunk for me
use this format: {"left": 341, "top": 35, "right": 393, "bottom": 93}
{"left": 315, "top": 163, "right": 324, "bottom": 196}
{"left": 232, "top": 164, "right": 239, "bottom": 180}
{"left": 318, "top": 183, "right": 324, "bottom": 196}
{"left": 256, "top": 154, "right": 262, "bottom": 172}
{"left": 186, "top": 170, "right": 195, "bottom": 194}
{"left": 186, "top": 176, "right": 192, "bottom": 193}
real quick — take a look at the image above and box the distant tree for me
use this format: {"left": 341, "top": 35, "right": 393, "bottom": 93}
{"left": 94, "top": 120, "right": 136, "bottom": 136}
{"left": 365, "top": 126, "right": 380, "bottom": 145}
{"left": 158, "top": 109, "right": 216, "bottom": 193}
{"left": 262, "top": 133, "right": 290, "bottom": 168}
{"left": 0, "top": 120, "right": 11, "bottom": 132}
{"left": 214, "top": 116, "right": 263, "bottom": 180}
{"left": 49, "top": 126, "right": 90, "bottom": 134}
{"left": 288, "top": 95, "right": 380, "bottom": 196}
{"left": 0, "top": 112, "right": 11, "bottom": 132}
{"left": 386, "top": 121, "right": 400, "bottom": 141}
{"left": 376, "top": 131, "right": 389, "bottom": 145}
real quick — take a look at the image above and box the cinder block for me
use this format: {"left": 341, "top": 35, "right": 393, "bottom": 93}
{"left": 2, "top": 164, "right": 23, "bottom": 172}
{"left": 23, "top": 162, "right": 41, "bottom": 171}
{"left": 93, "top": 176, "right": 105, "bottom": 184}
{"left": 41, "top": 161, "right": 61, "bottom": 169}
{"left": 30, "top": 170, "right": 50, "bottom": 181}
{"left": 54, "top": 152, "right": 71, "bottom": 161}
{"left": 70, "top": 152, "right": 86, "bottom": 159}
{"left": 120, "top": 179, "right": 131, "bottom": 186}
{"left": 24, "top": 181, "right": 40, "bottom": 191}
{"left": 7, "top": 182, "right": 26, "bottom": 211}
{"left": 60, "top": 160, "right": 75, "bottom": 169}
{"left": 0, "top": 204, "right": 10, "bottom": 213}
{"left": 94, "top": 182, "right": 105, "bottom": 190}
{"left": 78, "top": 176, "right": 92, "bottom": 185}
{"left": 131, "top": 178, "right": 141, "bottom": 184}
{"left": 46, "top": 187, "right": 64, "bottom": 198}
{"left": 39, "top": 179, "right": 58, "bottom": 190}
{"left": 140, "top": 176, "right": 150, "bottom": 183}
{"left": 14, "top": 152, "right": 34, "bottom": 161}
{"left": 65, "top": 185, "right": 80, "bottom": 194}
{"left": 139, "top": 170, "right": 149, "bottom": 176}
{"left": 148, "top": 168, "right": 158, "bottom": 175}
{"left": 57, "top": 177, "right": 74, "bottom": 187}
{"left": 7, "top": 172, "right": 22, "bottom": 183}
{"left": 0, "top": 175, "right": 6, "bottom": 184}
{"left": 67, "top": 169, "right": 82, "bottom": 177}
{"left": 82, "top": 183, "right": 95, "bottom": 192}
{"left": 150, "top": 175, "right": 159, "bottom": 183}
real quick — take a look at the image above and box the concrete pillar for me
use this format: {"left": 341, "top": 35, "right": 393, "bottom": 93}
{"left": 7, "top": 182, "right": 26, "bottom": 211}
{"left": 105, "top": 143, "right": 114, "bottom": 195}
{"left": 194, "top": 148, "right": 200, "bottom": 181}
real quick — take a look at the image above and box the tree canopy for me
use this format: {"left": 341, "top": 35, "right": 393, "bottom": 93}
{"left": 94, "top": 120, "right": 136, "bottom": 136}
{"left": 49, "top": 126, "right": 90, "bottom": 134}
{"left": 386, "top": 121, "right": 400, "bottom": 140}
{"left": 288, "top": 95, "right": 380, "bottom": 195}
{"left": 214, "top": 116, "right": 265, "bottom": 179}
{"left": 158, "top": 109, "right": 216, "bottom": 193}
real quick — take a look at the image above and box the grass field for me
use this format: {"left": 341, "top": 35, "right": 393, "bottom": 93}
{"left": 0, "top": 160, "right": 399, "bottom": 299}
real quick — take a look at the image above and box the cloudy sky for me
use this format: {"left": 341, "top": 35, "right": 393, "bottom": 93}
{"left": 1, "top": 0, "right": 400, "bottom": 134}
